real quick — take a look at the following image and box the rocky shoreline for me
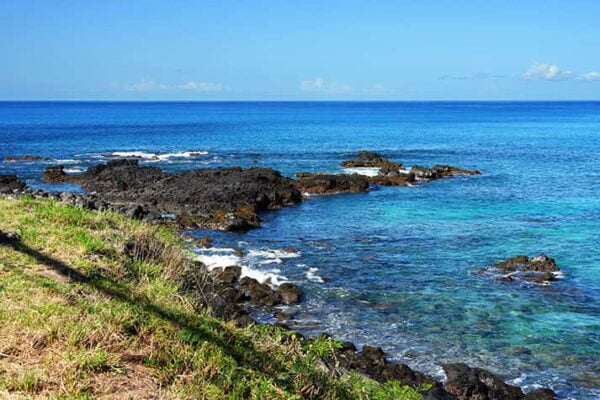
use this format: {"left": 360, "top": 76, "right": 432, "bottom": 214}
{"left": 0, "top": 152, "right": 558, "bottom": 399}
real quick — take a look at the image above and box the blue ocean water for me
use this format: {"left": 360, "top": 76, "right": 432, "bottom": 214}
{"left": 1, "top": 101, "right": 599, "bottom": 399}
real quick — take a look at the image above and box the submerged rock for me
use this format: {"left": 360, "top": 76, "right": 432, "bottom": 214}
{"left": 81, "top": 160, "right": 303, "bottom": 231}
{"left": 42, "top": 166, "right": 82, "bottom": 183}
{"left": 294, "top": 172, "right": 369, "bottom": 194}
{"left": 0, "top": 175, "right": 26, "bottom": 193}
{"left": 493, "top": 254, "right": 561, "bottom": 285}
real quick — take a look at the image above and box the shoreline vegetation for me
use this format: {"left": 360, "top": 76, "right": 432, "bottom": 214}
{"left": 0, "top": 152, "right": 557, "bottom": 399}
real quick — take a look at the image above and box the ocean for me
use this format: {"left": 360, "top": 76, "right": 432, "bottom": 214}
{"left": 1, "top": 101, "right": 599, "bottom": 399}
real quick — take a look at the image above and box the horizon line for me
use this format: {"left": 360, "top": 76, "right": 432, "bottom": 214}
{"left": 1, "top": 99, "right": 600, "bottom": 103}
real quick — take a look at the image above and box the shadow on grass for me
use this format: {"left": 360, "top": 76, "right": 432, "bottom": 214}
{"left": 7, "top": 239, "right": 293, "bottom": 388}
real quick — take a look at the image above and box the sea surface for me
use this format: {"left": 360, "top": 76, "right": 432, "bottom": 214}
{"left": 1, "top": 101, "right": 599, "bottom": 399}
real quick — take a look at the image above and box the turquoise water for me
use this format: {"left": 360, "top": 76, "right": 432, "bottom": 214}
{"left": 1, "top": 101, "right": 599, "bottom": 398}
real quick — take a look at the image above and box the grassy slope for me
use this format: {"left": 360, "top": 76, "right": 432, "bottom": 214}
{"left": 0, "top": 197, "right": 423, "bottom": 400}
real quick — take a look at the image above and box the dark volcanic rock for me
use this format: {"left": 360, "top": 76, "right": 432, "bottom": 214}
{"left": 0, "top": 175, "right": 26, "bottom": 193}
{"left": 212, "top": 266, "right": 242, "bottom": 285}
{"left": 3, "top": 155, "right": 50, "bottom": 162}
{"left": 433, "top": 165, "right": 481, "bottom": 176}
{"left": 239, "top": 277, "right": 282, "bottom": 307}
{"left": 42, "top": 166, "right": 82, "bottom": 183}
{"left": 411, "top": 165, "right": 441, "bottom": 180}
{"left": 493, "top": 254, "right": 560, "bottom": 285}
{"left": 276, "top": 283, "right": 302, "bottom": 304}
{"left": 341, "top": 151, "right": 400, "bottom": 169}
{"left": 523, "top": 388, "right": 556, "bottom": 400}
{"left": 368, "top": 172, "right": 416, "bottom": 186}
{"left": 443, "top": 363, "right": 525, "bottom": 400}
{"left": 294, "top": 172, "right": 369, "bottom": 194}
{"left": 412, "top": 165, "right": 481, "bottom": 180}
{"left": 81, "top": 160, "right": 302, "bottom": 231}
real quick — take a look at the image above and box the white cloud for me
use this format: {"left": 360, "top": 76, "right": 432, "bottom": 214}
{"left": 124, "top": 79, "right": 229, "bottom": 92}
{"left": 300, "top": 77, "right": 352, "bottom": 94}
{"left": 576, "top": 71, "right": 600, "bottom": 81}
{"left": 301, "top": 77, "right": 325, "bottom": 91}
{"left": 521, "top": 62, "right": 575, "bottom": 81}
{"left": 521, "top": 62, "right": 600, "bottom": 82}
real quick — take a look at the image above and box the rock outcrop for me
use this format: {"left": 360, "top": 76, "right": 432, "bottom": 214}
{"left": 341, "top": 151, "right": 480, "bottom": 185}
{"left": 341, "top": 151, "right": 400, "bottom": 169}
{"left": 42, "top": 166, "right": 82, "bottom": 183}
{"left": 0, "top": 175, "right": 26, "bottom": 193}
{"left": 81, "top": 160, "right": 303, "bottom": 231}
{"left": 443, "top": 363, "right": 556, "bottom": 400}
{"left": 294, "top": 172, "right": 370, "bottom": 194}
{"left": 493, "top": 254, "right": 561, "bottom": 284}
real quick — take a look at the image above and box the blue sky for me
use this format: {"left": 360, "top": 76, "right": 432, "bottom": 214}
{"left": 1, "top": 0, "right": 599, "bottom": 100}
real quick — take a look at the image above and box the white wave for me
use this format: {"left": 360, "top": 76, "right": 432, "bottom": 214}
{"left": 342, "top": 167, "right": 380, "bottom": 177}
{"left": 247, "top": 249, "right": 301, "bottom": 259}
{"left": 105, "top": 150, "right": 208, "bottom": 161}
{"left": 63, "top": 166, "right": 83, "bottom": 174}
{"left": 194, "top": 247, "right": 289, "bottom": 286}
{"left": 195, "top": 252, "right": 241, "bottom": 271}
{"left": 306, "top": 267, "right": 325, "bottom": 283}
{"left": 260, "top": 258, "right": 283, "bottom": 265}
{"left": 55, "top": 159, "right": 79, "bottom": 164}
{"left": 155, "top": 151, "right": 209, "bottom": 160}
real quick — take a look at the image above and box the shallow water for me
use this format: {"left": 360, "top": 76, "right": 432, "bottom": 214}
{"left": 1, "top": 101, "right": 599, "bottom": 398}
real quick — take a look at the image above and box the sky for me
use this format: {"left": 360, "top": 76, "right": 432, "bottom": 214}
{"left": 1, "top": 0, "right": 599, "bottom": 100}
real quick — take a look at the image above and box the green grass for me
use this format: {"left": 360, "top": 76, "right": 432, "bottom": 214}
{"left": 0, "top": 197, "right": 424, "bottom": 399}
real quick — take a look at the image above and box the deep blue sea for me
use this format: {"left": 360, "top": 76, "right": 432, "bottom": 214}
{"left": 1, "top": 101, "right": 599, "bottom": 399}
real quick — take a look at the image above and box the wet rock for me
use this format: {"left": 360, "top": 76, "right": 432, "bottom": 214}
{"left": 3, "top": 155, "right": 50, "bottom": 162}
{"left": 493, "top": 254, "right": 560, "bottom": 284}
{"left": 42, "top": 166, "right": 82, "bottom": 183}
{"left": 273, "top": 310, "right": 293, "bottom": 320}
{"left": 341, "top": 151, "right": 400, "bottom": 169}
{"left": 523, "top": 388, "right": 556, "bottom": 400}
{"left": 276, "top": 283, "right": 302, "bottom": 304}
{"left": 239, "top": 277, "right": 282, "bottom": 307}
{"left": 0, "top": 175, "right": 26, "bottom": 193}
{"left": 233, "top": 249, "right": 245, "bottom": 258}
{"left": 294, "top": 173, "right": 369, "bottom": 194}
{"left": 432, "top": 165, "right": 481, "bottom": 176}
{"left": 411, "top": 165, "right": 481, "bottom": 180}
{"left": 411, "top": 165, "right": 441, "bottom": 180}
{"left": 368, "top": 172, "right": 416, "bottom": 186}
{"left": 443, "top": 363, "right": 525, "bottom": 400}
{"left": 81, "top": 160, "right": 302, "bottom": 231}
{"left": 212, "top": 266, "right": 241, "bottom": 285}
{"left": 196, "top": 236, "right": 213, "bottom": 248}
